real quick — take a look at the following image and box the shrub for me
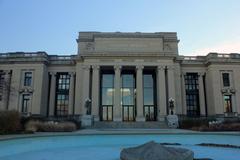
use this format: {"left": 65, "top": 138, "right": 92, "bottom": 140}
{"left": 179, "top": 118, "right": 211, "bottom": 129}
{"left": 207, "top": 123, "right": 240, "bottom": 131}
{"left": 24, "top": 120, "right": 77, "bottom": 132}
{"left": 0, "top": 110, "right": 22, "bottom": 134}
{"left": 25, "top": 120, "right": 42, "bottom": 133}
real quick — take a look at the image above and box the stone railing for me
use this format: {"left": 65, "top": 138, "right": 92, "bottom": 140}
{"left": 183, "top": 56, "right": 197, "bottom": 60}
{"left": 207, "top": 52, "right": 240, "bottom": 59}
{"left": 180, "top": 53, "right": 240, "bottom": 62}
{"left": 179, "top": 55, "right": 205, "bottom": 61}
{"left": 48, "top": 55, "right": 76, "bottom": 60}
{"left": 0, "top": 52, "right": 48, "bottom": 58}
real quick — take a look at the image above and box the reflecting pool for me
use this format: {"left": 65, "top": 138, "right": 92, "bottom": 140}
{"left": 0, "top": 134, "right": 239, "bottom": 160}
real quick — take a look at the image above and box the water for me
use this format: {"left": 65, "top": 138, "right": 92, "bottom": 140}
{"left": 0, "top": 134, "right": 239, "bottom": 160}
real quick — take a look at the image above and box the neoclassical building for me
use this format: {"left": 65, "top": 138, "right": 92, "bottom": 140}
{"left": 0, "top": 32, "right": 240, "bottom": 122}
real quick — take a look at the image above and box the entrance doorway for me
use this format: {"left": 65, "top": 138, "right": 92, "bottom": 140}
{"left": 143, "top": 70, "right": 157, "bottom": 121}
{"left": 100, "top": 70, "right": 114, "bottom": 121}
{"left": 121, "top": 72, "right": 136, "bottom": 121}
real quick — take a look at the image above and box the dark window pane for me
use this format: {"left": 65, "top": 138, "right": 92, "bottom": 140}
{"left": 102, "top": 74, "right": 114, "bottom": 87}
{"left": 55, "top": 73, "right": 70, "bottom": 116}
{"left": 24, "top": 72, "right": 32, "bottom": 86}
{"left": 185, "top": 73, "right": 200, "bottom": 116}
{"left": 102, "top": 88, "right": 113, "bottom": 105}
{"left": 224, "top": 95, "right": 232, "bottom": 112}
{"left": 144, "top": 88, "right": 154, "bottom": 105}
{"left": 22, "top": 94, "right": 30, "bottom": 113}
{"left": 222, "top": 73, "right": 230, "bottom": 87}
{"left": 122, "top": 74, "right": 134, "bottom": 87}
{"left": 143, "top": 75, "right": 153, "bottom": 87}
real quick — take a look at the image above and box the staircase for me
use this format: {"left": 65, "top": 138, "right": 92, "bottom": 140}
{"left": 92, "top": 121, "right": 168, "bottom": 129}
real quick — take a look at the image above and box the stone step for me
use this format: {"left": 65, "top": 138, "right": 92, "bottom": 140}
{"left": 92, "top": 121, "right": 169, "bottom": 129}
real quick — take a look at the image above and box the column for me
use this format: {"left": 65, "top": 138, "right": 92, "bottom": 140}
{"left": 49, "top": 72, "right": 57, "bottom": 116}
{"left": 2, "top": 70, "right": 11, "bottom": 110}
{"left": 157, "top": 66, "right": 167, "bottom": 121}
{"left": 136, "top": 65, "right": 145, "bottom": 121}
{"left": 181, "top": 72, "right": 187, "bottom": 115}
{"left": 82, "top": 65, "right": 91, "bottom": 115}
{"left": 113, "top": 65, "right": 122, "bottom": 121}
{"left": 74, "top": 63, "right": 83, "bottom": 115}
{"left": 68, "top": 72, "right": 75, "bottom": 115}
{"left": 198, "top": 72, "right": 206, "bottom": 116}
{"left": 167, "top": 65, "right": 176, "bottom": 114}
{"left": 91, "top": 65, "right": 100, "bottom": 121}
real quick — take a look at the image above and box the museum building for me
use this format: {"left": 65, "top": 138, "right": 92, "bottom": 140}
{"left": 0, "top": 32, "right": 240, "bottom": 122}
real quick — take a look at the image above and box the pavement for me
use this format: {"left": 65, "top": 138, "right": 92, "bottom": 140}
{"left": 0, "top": 129, "right": 240, "bottom": 141}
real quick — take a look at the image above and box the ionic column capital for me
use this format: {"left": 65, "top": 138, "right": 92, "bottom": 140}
{"left": 49, "top": 72, "right": 57, "bottom": 76}
{"left": 181, "top": 72, "right": 187, "bottom": 77}
{"left": 157, "top": 66, "right": 166, "bottom": 70}
{"left": 136, "top": 65, "right": 144, "bottom": 71}
{"left": 69, "top": 72, "right": 76, "bottom": 77}
{"left": 82, "top": 65, "right": 91, "bottom": 70}
{"left": 114, "top": 65, "right": 122, "bottom": 71}
{"left": 92, "top": 65, "right": 100, "bottom": 70}
{"left": 4, "top": 70, "right": 11, "bottom": 75}
{"left": 166, "top": 65, "right": 175, "bottom": 70}
{"left": 198, "top": 72, "right": 205, "bottom": 77}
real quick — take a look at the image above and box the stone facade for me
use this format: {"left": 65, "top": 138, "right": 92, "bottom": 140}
{"left": 0, "top": 32, "right": 239, "bottom": 121}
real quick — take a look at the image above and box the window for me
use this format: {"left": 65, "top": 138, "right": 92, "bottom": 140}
{"left": 22, "top": 94, "right": 30, "bottom": 113}
{"left": 185, "top": 73, "right": 200, "bottom": 116}
{"left": 0, "top": 73, "right": 3, "bottom": 101}
{"left": 24, "top": 72, "right": 32, "bottom": 86}
{"left": 222, "top": 73, "right": 230, "bottom": 87}
{"left": 121, "top": 73, "right": 136, "bottom": 121}
{"left": 101, "top": 73, "right": 114, "bottom": 121}
{"left": 101, "top": 74, "right": 114, "bottom": 105}
{"left": 55, "top": 73, "right": 70, "bottom": 116}
{"left": 224, "top": 95, "right": 232, "bottom": 113}
{"left": 143, "top": 73, "right": 156, "bottom": 121}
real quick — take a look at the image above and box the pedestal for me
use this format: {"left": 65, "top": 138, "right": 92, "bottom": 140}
{"left": 166, "top": 115, "right": 179, "bottom": 128}
{"left": 81, "top": 115, "right": 93, "bottom": 127}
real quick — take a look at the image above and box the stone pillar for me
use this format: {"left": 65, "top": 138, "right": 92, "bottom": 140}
{"left": 181, "top": 72, "right": 187, "bottom": 115}
{"left": 68, "top": 72, "right": 75, "bottom": 115}
{"left": 74, "top": 63, "right": 83, "bottom": 115}
{"left": 49, "top": 72, "right": 57, "bottom": 116}
{"left": 198, "top": 72, "right": 206, "bottom": 116}
{"left": 91, "top": 65, "right": 100, "bottom": 121}
{"left": 157, "top": 66, "right": 167, "bottom": 121}
{"left": 2, "top": 70, "right": 11, "bottom": 110}
{"left": 136, "top": 65, "right": 145, "bottom": 121}
{"left": 82, "top": 65, "right": 91, "bottom": 115}
{"left": 114, "top": 65, "right": 122, "bottom": 121}
{"left": 167, "top": 66, "right": 176, "bottom": 114}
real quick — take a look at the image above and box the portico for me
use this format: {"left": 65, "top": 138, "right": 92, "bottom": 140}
{"left": 74, "top": 63, "right": 177, "bottom": 122}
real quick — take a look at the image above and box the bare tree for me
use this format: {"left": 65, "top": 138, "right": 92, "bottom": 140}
{"left": 0, "top": 71, "right": 15, "bottom": 110}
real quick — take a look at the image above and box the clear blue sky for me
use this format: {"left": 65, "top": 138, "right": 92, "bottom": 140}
{"left": 0, "top": 0, "right": 240, "bottom": 55}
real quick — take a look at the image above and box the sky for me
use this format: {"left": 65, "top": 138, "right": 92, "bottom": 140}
{"left": 0, "top": 0, "right": 240, "bottom": 56}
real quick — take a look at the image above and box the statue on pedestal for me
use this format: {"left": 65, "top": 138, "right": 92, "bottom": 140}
{"left": 169, "top": 98, "right": 174, "bottom": 115}
{"left": 167, "top": 98, "right": 179, "bottom": 128}
{"left": 84, "top": 98, "right": 92, "bottom": 115}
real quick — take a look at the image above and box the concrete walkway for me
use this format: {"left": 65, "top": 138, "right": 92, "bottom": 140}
{"left": 0, "top": 129, "right": 240, "bottom": 141}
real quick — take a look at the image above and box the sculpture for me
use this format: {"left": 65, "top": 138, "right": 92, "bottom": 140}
{"left": 84, "top": 98, "right": 92, "bottom": 115}
{"left": 169, "top": 98, "right": 174, "bottom": 115}
{"left": 167, "top": 98, "right": 179, "bottom": 128}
